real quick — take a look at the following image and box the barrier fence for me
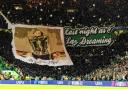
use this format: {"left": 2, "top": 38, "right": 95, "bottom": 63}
{"left": 0, "top": 80, "right": 127, "bottom": 87}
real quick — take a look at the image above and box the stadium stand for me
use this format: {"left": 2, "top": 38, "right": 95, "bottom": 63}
{"left": 0, "top": 0, "right": 127, "bottom": 81}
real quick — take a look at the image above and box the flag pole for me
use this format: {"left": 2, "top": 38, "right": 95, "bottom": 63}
{"left": 0, "top": 11, "right": 13, "bottom": 29}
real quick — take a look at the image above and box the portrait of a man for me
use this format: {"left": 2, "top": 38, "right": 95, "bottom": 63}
{"left": 12, "top": 25, "right": 73, "bottom": 66}
{"left": 28, "top": 30, "right": 49, "bottom": 59}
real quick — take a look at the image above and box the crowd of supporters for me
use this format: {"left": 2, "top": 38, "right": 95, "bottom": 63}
{"left": 0, "top": 0, "right": 128, "bottom": 26}
{"left": 0, "top": 29, "right": 127, "bottom": 81}
{"left": 0, "top": 0, "right": 128, "bottom": 81}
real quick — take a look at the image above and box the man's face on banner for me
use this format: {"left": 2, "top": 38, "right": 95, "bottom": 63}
{"left": 34, "top": 31, "right": 42, "bottom": 37}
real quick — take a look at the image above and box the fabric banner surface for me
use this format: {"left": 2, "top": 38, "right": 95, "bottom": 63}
{"left": 64, "top": 26, "right": 115, "bottom": 47}
{"left": 12, "top": 24, "right": 73, "bottom": 66}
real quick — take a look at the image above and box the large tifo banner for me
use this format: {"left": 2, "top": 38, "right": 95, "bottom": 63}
{"left": 64, "top": 26, "right": 115, "bottom": 47}
{"left": 12, "top": 24, "right": 73, "bottom": 66}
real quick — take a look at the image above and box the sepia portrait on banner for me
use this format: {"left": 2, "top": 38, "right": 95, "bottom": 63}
{"left": 11, "top": 24, "right": 73, "bottom": 66}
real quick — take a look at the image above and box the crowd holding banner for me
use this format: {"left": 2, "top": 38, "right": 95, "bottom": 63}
{"left": 1, "top": 25, "right": 128, "bottom": 66}
{"left": 0, "top": 26, "right": 127, "bottom": 87}
{"left": 11, "top": 25, "right": 124, "bottom": 66}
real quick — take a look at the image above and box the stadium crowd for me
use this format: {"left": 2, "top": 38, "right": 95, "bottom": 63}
{"left": 0, "top": 0, "right": 128, "bottom": 81}
{"left": 0, "top": 0, "right": 128, "bottom": 26}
